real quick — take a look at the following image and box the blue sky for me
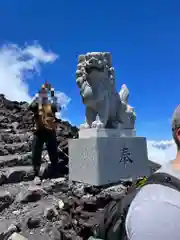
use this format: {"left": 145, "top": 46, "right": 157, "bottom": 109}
{"left": 0, "top": 0, "right": 180, "bottom": 141}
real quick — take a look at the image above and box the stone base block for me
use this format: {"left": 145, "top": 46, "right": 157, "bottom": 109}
{"left": 79, "top": 128, "right": 136, "bottom": 138}
{"left": 68, "top": 136, "right": 150, "bottom": 186}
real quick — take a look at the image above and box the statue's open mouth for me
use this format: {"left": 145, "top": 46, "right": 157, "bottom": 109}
{"left": 85, "top": 66, "right": 104, "bottom": 75}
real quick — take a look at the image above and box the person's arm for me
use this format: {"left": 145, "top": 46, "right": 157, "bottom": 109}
{"left": 126, "top": 200, "right": 180, "bottom": 240}
{"left": 28, "top": 95, "right": 38, "bottom": 113}
{"left": 51, "top": 103, "right": 58, "bottom": 113}
{"left": 51, "top": 96, "right": 61, "bottom": 113}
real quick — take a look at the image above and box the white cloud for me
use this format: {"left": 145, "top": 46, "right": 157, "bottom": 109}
{"left": 55, "top": 91, "right": 71, "bottom": 120}
{"left": 0, "top": 43, "right": 58, "bottom": 102}
{"left": 56, "top": 91, "right": 71, "bottom": 110}
{"left": 147, "top": 139, "right": 176, "bottom": 165}
{"left": 0, "top": 42, "right": 71, "bottom": 117}
{"left": 23, "top": 44, "right": 57, "bottom": 63}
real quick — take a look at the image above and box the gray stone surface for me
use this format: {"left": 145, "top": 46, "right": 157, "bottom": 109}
{"left": 79, "top": 128, "right": 136, "bottom": 138}
{"left": 76, "top": 52, "right": 136, "bottom": 129}
{"left": 69, "top": 136, "right": 150, "bottom": 185}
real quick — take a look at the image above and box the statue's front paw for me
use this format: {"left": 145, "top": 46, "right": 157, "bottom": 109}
{"left": 92, "top": 120, "right": 104, "bottom": 128}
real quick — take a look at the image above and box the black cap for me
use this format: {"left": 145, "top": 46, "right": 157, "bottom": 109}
{"left": 172, "top": 105, "right": 180, "bottom": 130}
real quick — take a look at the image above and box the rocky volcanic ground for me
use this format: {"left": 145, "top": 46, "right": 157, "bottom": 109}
{"left": 0, "top": 94, "right": 128, "bottom": 240}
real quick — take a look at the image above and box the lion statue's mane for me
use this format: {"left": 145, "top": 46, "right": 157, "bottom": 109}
{"left": 76, "top": 52, "right": 136, "bottom": 129}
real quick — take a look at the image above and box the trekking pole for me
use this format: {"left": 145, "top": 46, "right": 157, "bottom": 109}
{"left": 41, "top": 146, "right": 69, "bottom": 162}
{"left": 41, "top": 150, "right": 49, "bottom": 162}
{"left": 58, "top": 146, "right": 69, "bottom": 158}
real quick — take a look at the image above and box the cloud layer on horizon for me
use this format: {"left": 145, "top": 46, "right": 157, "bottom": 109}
{"left": 147, "top": 139, "right": 176, "bottom": 165}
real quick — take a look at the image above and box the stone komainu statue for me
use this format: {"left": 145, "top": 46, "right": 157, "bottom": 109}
{"left": 76, "top": 52, "right": 136, "bottom": 129}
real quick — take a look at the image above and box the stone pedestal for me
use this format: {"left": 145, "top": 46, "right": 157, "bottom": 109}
{"left": 79, "top": 128, "right": 136, "bottom": 138}
{"left": 68, "top": 129, "right": 150, "bottom": 186}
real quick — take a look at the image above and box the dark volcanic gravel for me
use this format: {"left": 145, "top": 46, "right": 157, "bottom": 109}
{"left": 0, "top": 94, "right": 128, "bottom": 239}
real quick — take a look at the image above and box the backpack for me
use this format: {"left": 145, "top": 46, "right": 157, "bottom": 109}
{"left": 36, "top": 104, "right": 56, "bottom": 131}
{"left": 92, "top": 172, "right": 180, "bottom": 240}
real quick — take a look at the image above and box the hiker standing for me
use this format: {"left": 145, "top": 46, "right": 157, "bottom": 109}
{"left": 28, "top": 82, "right": 60, "bottom": 184}
{"left": 94, "top": 105, "right": 180, "bottom": 240}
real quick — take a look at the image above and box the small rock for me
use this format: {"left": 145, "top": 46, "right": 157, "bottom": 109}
{"left": 72, "top": 206, "right": 83, "bottom": 215}
{"left": 44, "top": 206, "right": 59, "bottom": 221}
{"left": 59, "top": 229, "right": 77, "bottom": 240}
{"left": 80, "top": 211, "right": 95, "bottom": 219}
{"left": 5, "top": 167, "right": 32, "bottom": 183}
{"left": 63, "top": 197, "right": 76, "bottom": 211}
{"left": 0, "top": 155, "right": 19, "bottom": 168}
{"left": 50, "top": 177, "right": 66, "bottom": 184}
{"left": 0, "top": 171, "right": 7, "bottom": 185}
{"left": 11, "top": 122, "right": 19, "bottom": 130}
{"left": 83, "top": 199, "right": 97, "bottom": 212}
{"left": 0, "top": 190, "right": 14, "bottom": 211}
{"left": 27, "top": 217, "right": 41, "bottom": 229}
{"left": 72, "top": 184, "right": 85, "bottom": 198}
{"left": 33, "top": 176, "right": 41, "bottom": 185}
{"left": 12, "top": 210, "right": 21, "bottom": 215}
{"left": 56, "top": 212, "right": 71, "bottom": 229}
{"left": 95, "top": 193, "right": 112, "bottom": 208}
{"left": 58, "top": 199, "right": 64, "bottom": 209}
{"left": 0, "top": 146, "right": 9, "bottom": 155}
{"left": 16, "top": 186, "right": 48, "bottom": 203}
{"left": 79, "top": 218, "right": 96, "bottom": 238}
{"left": 84, "top": 186, "right": 101, "bottom": 195}
{"left": 104, "top": 184, "right": 126, "bottom": 193}
{"left": 49, "top": 227, "right": 61, "bottom": 240}
{"left": 81, "top": 194, "right": 92, "bottom": 201}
